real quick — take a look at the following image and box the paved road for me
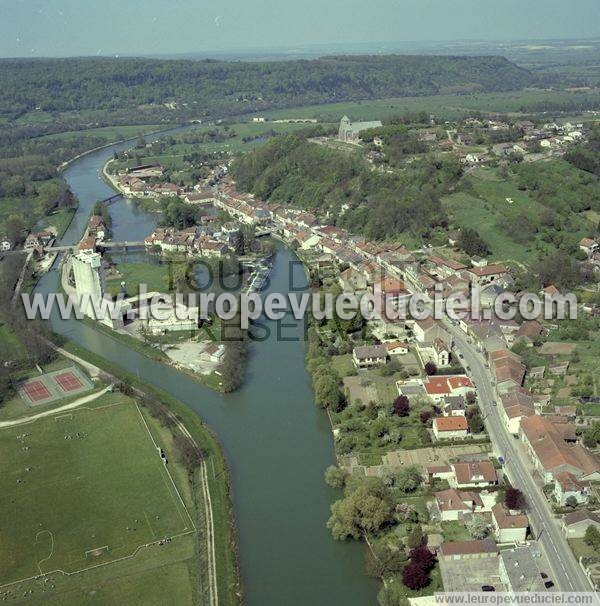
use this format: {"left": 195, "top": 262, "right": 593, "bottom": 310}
{"left": 443, "top": 321, "right": 592, "bottom": 592}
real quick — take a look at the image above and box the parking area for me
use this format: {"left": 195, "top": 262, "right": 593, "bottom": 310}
{"left": 439, "top": 555, "right": 506, "bottom": 593}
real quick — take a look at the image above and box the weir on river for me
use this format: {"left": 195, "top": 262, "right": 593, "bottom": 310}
{"left": 34, "top": 130, "right": 378, "bottom": 605}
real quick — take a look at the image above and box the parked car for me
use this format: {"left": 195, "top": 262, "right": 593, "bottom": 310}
{"left": 544, "top": 581, "right": 554, "bottom": 589}
{"left": 541, "top": 572, "right": 548, "bottom": 579}
{"left": 481, "top": 586, "right": 495, "bottom": 592}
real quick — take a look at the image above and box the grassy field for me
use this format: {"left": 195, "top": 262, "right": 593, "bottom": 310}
{"left": 0, "top": 396, "right": 194, "bottom": 586}
{"left": 254, "top": 89, "right": 600, "bottom": 123}
{"left": 106, "top": 262, "right": 170, "bottom": 296}
{"left": 35, "top": 207, "right": 76, "bottom": 238}
{"left": 0, "top": 318, "right": 27, "bottom": 362}
{"left": 443, "top": 164, "right": 589, "bottom": 264}
{"left": 37, "top": 124, "right": 164, "bottom": 142}
{"left": 58, "top": 341, "right": 240, "bottom": 604}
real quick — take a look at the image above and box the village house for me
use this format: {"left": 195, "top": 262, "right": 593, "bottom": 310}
{"left": 513, "top": 320, "right": 546, "bottom": 346}
{"left": 466, "top": 264, "right": 509, "bottom": 286}
{"left": 374, "top": 277, "right": 410, "bottom": 311}
{"left": 426, "top": 255, "right": 467, "bottom": 280}
{"left": 88, "top": 215, "right": 107, "bottom": 240}
{"left": 450, "top": 459, "right": 498, "bottom": 489}
{"left": 553, "top": 471, "right": 591, "bottom": 506}
{"left": 442, "top": 395, "right": 468, "bottom": 417}
{"left": 520, "top": 415, "right": 600, "bottom": 483}
{"left": 200, "top": 342, "right": 226, "bottom": 364}
{"left": 412, "top": 318, "right": 451, "bottom": 345}
{"left": 562, "top": 509, "right": 600, "bottom": 539}
{"left": 338, "top": 266, "right": 368, "bottom": 293}
{"left": 386, "top": 341, "right": 409, "bottom": 356}
{"left": 316, "top": 224, "right": 348, "bottom": 244}
{"left": 499, "top": 387, "right": 535, "bottom": 435}
{"left": 78, "top": 235, "right": 97, "bottom": 252}
{"left": 579, "top": 237, "right": 598, "bottom": 257}
{"left": 432, "top": 416, "right": 469, "bottom": 440}
{"left": 24, "top": 230, "right": 54, "bottom": 251}
{"left": 438, "top": 538, "right": 498, "bottom": 562}
{"left": 425, "top": 464, "right": 453, "bottom": 484}
{"left": 352, "top": 344, "right": 388, "bottom": 368}
{"left": 422, "top": 375, "right": 474, "bottom": 403}
{"left": 491, "top": 503, "right": 528, "bottom": 543}
{"left": 434, "top": 488, "right": 483, "bottom": 521}
{"left": 490, "top": 349, "right": 526, "bottom": 393}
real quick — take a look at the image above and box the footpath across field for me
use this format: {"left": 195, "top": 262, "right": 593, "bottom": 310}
{"left": 0, "top": 395, "right": 194, "bottom": 587}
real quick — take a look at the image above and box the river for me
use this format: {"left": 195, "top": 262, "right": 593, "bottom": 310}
{"left": 35, "top": 133, "right": 378, "bottom": 604}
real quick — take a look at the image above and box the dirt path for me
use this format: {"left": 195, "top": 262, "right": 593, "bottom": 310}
{"left": 0, "top": 386, "right": 111, "bottom": 428}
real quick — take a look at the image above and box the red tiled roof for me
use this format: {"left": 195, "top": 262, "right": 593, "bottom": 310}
{"left": 433, "top": 416, "right": 468, "bottom": 432}
{"left": 439, "top": 539, "right": 497, "bottom": 556}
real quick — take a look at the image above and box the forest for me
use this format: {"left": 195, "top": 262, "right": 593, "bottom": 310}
{"left": 0, "top": 55, "right": 533, "bottom": 123}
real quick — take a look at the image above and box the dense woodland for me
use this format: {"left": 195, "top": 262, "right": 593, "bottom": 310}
{"left": 0, "top": 55, "right": 533, "bottom": 122}
{"left": 566, "top": 126, "right": 600, "bottom": 177}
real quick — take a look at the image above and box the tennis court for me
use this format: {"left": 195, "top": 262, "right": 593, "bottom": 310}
{"left": 20, "top": 379, "right": 52, "bottom": 404}
{"left": 18, "top": 366, "right": 93, "bottom": 407}
{"left": 54, "top": 371, "right": 84, "bottom": 393}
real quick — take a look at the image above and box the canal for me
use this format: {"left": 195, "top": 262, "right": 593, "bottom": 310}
{"left": 35, "top": 134, "right": 378, "bottom": 605}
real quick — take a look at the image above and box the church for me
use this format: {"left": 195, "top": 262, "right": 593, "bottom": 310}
{"left": 337, "top": 115, "right": 383, "bottom": 143}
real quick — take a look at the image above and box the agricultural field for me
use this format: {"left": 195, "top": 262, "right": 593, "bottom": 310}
{"left": 0, "top": 396, "right": 196, "bottom": 594}
{"left": 255, "top": 88, "right": 600, "bottom": 123}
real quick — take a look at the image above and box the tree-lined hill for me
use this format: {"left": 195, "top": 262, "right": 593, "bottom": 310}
{"left": 0, "top": 55, "right": 533, "bottom": 120}
{"left": 231, "top": 132, "right": 461, "bottom": 241}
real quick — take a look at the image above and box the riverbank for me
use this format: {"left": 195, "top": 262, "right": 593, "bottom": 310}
{"left": 38, "top": 129, "right": 379, "bottom": 605}
{"left": 56, "top": 338, "right": 242, "bottom": 605}
{"left": 58, "top": 125, "right": 183, "bottom": 173}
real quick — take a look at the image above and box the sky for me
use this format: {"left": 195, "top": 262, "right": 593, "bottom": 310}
{"left": 1, "top": 0, "right": 599, "bottom": 58}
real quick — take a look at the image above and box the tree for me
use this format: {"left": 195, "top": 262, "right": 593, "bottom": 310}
{"left": 409, "top": 546, "right": 436, "bottom": 573}
{"left": 583, "top": 422, "right": 600, "bottom": 449}
{"left": 324, "top": 465, "right": 347, "bottom": 489}
{"left": 467, "top": 515, "right": 490, "bottom": 539}
{"left": 466, "top": 406, "right": 484, "bottom": 434}
{"left": 173, "top": 434, "right": 204, "bottom": 472}
{"left": 419, "top": 410, "right": 433, "bottom": 424}
{"left": 458, "top": 227, "right": 489, "bottom": 257}
{"left": 584, "top": 525, "right": 600, "bottom": 549}
{"left": 505, "top": 487, "right": 525, "bottom": 510}
{"left": 406, "top": 525, "right": 424, "bottom": 549}
{"left": 327, "top": 478, "right": 394, "bottom": 541}
{"left": 393, "top": 395, "right": 410, "bottom": 417}
{"left": 565, "top": 496, "right": 579, "bottom": 509}
{"left": 365, "top": 542, "right": 407, "bottom": 578}
{"left": 397, "top": 466, "right": 422, "bottom": 493}
{"left": 424, "top": 362, "right": 437, "bottom": 376}
{"left": 313, "top": 373, "right": 342, "bottom": 410}
{"left": 402, "top": 561, "right": 430, "bottom": 590}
